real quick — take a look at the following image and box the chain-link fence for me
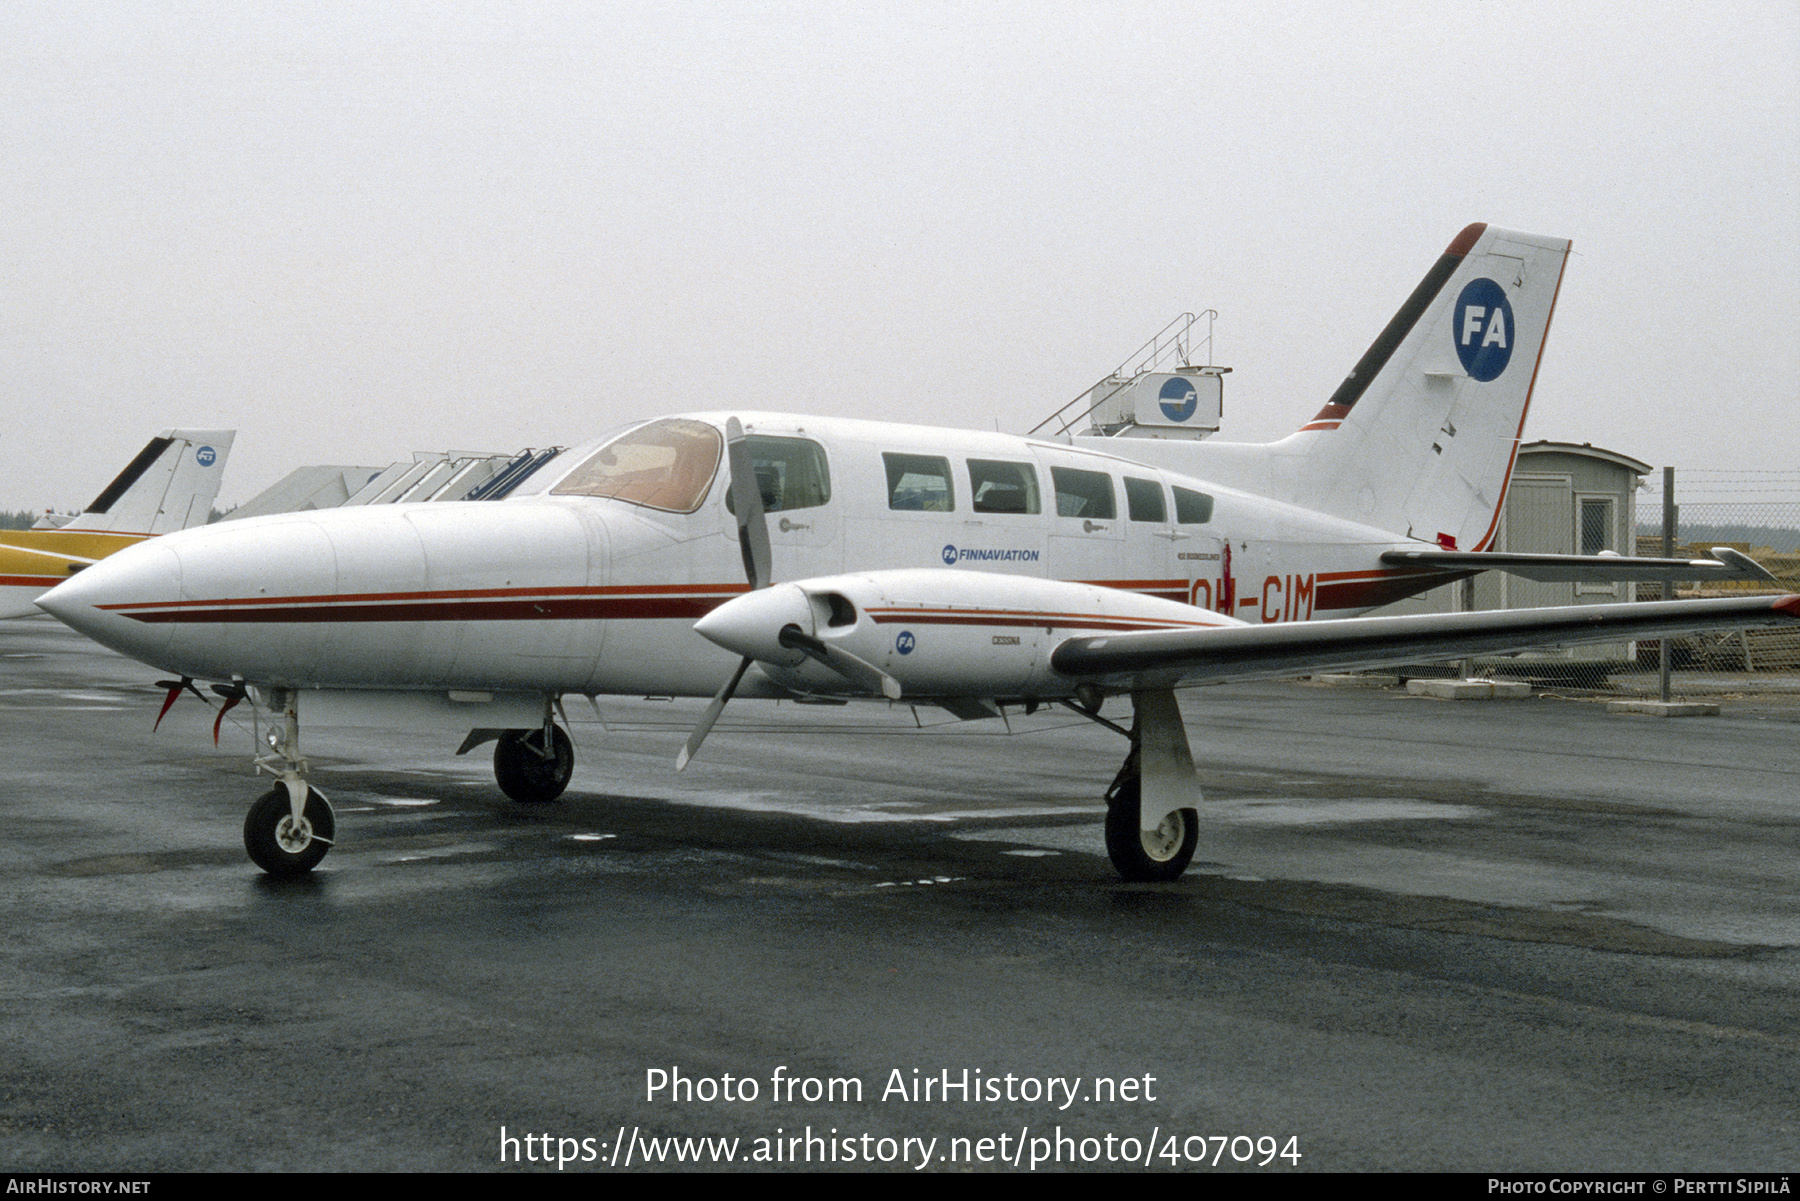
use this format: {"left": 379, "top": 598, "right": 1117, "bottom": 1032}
{"left": 1483, "top": 469, "right": 1800, "bottom": 692}
{"left": 1626, "top": 470, "right": 1800, "bottom": 683}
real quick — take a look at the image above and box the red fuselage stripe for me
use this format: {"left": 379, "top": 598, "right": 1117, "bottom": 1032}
{"left": 95, "top": 569, "right": 1451, "bottom": 626}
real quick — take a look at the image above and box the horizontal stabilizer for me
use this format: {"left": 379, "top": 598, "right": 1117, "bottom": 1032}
{"left": 1381, "top": 547, "right": 1778, "bottom": 584}
{"left": 1051, "top": 595, "right": 1800, "bottom": 687}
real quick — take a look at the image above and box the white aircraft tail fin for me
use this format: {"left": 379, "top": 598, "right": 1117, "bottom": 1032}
{"left": 1286, "top": 223, "right": 1571, "bottom": 550}
{"left": 65, "top": 429, "right": 236, "bottom": 536}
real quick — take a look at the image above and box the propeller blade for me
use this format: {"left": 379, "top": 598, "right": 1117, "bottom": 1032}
{"left": 777, "top": 625, "right": 903, "bottom": 700}
{"left": 151, "top": 676, "right": 206, "bottom": 732}
{"left": 726, "top": 417, "right": 773, "bottom": 591}
{"left": 209, "top": 683, "right": 247, "bottom": 746}
{"left": 676, "top": 656, "right": 753, "bottom": 771}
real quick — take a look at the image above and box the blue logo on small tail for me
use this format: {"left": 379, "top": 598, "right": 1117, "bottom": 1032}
{"left": 1453, "top": 279, "right": 1514, "bottom": 382}
{"left": 196, "top": 446, "right": 217, "bottom": 467}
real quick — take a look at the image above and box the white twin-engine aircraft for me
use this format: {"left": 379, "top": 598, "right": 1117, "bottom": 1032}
{"left": 38, "top": 224, "right": 1798, "bottom": 882}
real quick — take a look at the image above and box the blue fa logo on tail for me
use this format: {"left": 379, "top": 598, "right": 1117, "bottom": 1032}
{"left": 1453, "top": 278, "right": 1514, "bottom": 382}
{"left": 196, "top": 446, "right": 217, "bottom": 467}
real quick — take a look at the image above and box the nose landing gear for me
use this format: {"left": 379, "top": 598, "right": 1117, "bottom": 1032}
{"left": 244, "top": 783, "right": 335, "bottom": 877}
{"left": 244, "top": 688, "right": 335, "bottom": 877}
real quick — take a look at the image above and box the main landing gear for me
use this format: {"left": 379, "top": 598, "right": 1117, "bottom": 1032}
{"left": 1072, "top": 688, "right": 1201, "bottom": 883}
{"left": 493, "top": 724, "right": 574, "bottom": 804}
{"left": 1103, "top": 776, "right": 1198, "bottom": 883}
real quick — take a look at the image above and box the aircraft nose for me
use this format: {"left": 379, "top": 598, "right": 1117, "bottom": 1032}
{"left": 37, "top": 540, "right": 182, "bottom": 665}
{"left": 37, "top": 513, "right": 343, "bottom": 682}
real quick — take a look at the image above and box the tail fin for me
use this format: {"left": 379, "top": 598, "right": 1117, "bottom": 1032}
{"left": 1288, "top": 223, "right": 1571, "bottom": 550}
{"left": 63, "top": 429, "right": 236, "bottom": 535}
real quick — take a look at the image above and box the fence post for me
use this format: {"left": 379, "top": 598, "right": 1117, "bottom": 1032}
{"left": 1660, "top": 466, "right": 1675, "bottom": 703}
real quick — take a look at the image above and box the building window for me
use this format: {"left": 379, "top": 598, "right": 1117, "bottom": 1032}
{"left": 1579, "top": 496, "right": 1614, "bottom": 556}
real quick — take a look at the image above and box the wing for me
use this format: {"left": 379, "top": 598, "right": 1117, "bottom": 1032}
{"left": 1050, "top": 594, "right": 1800, "bottom": 688}
{"left": 1380, "top": 547, "right": 1775, "bottom": 584}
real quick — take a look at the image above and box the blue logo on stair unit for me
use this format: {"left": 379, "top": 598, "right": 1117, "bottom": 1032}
{"left": 196, "top": 446, "right": 217, "bottom": 467}
{"left": 1157, "top": 376, "right": 1199, "bottom": 422}
{"left": 1453, "top": 278, "right": 1514, "bottom": 382}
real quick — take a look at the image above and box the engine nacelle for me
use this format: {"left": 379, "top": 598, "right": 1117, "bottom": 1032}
{"left": 692, "top": 569, "right": 1238, "bottom": 700}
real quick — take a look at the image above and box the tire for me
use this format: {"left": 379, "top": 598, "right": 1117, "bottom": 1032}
{"left": 243, "top": 785, "right": 334, "bottom": 877}
{"left": 494, "top": 726, "right": 574, "bottom": 804}
{"left": 1103, "top": 778, "right": 1197, "bottom": 882}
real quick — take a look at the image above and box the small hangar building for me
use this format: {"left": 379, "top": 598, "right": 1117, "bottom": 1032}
{"left": 1381, "top": 440, "right": 1652, "bottom": 664}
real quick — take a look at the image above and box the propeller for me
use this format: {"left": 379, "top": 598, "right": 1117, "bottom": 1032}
{"left": 210, "top": 682, "right": 248, "bottom": 745}
{"left": 678, "top": 419, "right": 906, "bottom": 769}
{"left": 777, "top": 625, "right": 902, "bottom": 701}
{"left": 677, "top": 420, "right": 903, "bottom": 770}
{"left": 728, "top": 416, "right": 772, "bottom": 591}
{"left": 152, "top": 676, "right": 207, "bottom": 732}
{"left": 675, "top": 656, "right": 752, "bottom": 772}
{"left": 677, "top": 419, "right": 771, "bottom": 771}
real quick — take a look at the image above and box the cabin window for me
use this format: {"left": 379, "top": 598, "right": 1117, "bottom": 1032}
{"left": 968, "top": 459, "right": 1040, "bottom": 515}
{"left": 885, "top": 453, "right": 954, "bottom": 511}
{"left": 723, "top": 435, "right": 832, "bottom": 513}
{"left": 1173, "top": 486, "right": 1214, "bottom": 524}
{"left": 1124, "top": 477, "right": 1167, "bottom": 523}
{"left": 1050, "top": 467, "right": 1115, "bottom": 519}
{"left": 552, "top": 417, "right": 721, "bottom": 513}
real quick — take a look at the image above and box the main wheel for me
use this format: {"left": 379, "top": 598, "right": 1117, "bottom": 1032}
{"left": 494, "top": 726, "right": 574, "bottom": 804}
{"left": 244, "top": 785, "right": 335, "bottom": 877}
{"left": 1103, "top": 778, "right": 1198, "bottom": 882}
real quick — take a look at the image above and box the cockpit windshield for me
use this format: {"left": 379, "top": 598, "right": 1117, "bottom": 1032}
{"left": 551, "top": 418, "right": 722, "bottom": 513}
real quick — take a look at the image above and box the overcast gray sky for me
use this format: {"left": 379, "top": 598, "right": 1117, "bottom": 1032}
{"left": 4, "top": 0, "right": 1795, "bottom": 512}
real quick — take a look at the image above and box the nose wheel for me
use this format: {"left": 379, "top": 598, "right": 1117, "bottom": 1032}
{"left": 244, "top": 784, "right": 335, "bottom": 877}
{"left": 241, "top": 687, "right": 336, "bottom": 876}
